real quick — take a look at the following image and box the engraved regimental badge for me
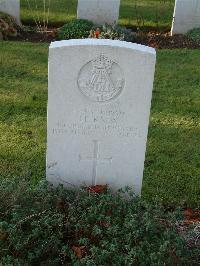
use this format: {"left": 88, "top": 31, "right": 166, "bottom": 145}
{"left": 78, "top": 54, "right": 125, "bottom": 102}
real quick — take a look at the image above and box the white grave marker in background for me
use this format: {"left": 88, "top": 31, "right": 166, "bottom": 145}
{"left": 171, "top": 0, "right": 200, "bottom": 35}
{"left": 0, "top": 0, "right": 20, "bottom": 25}
{"left": 77, "top": 0, "right": 120, "bottom": 25}
{"left": 47, "top": 39, "right": 156, "bottom": 195}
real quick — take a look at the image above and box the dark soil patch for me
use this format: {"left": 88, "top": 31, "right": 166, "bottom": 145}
{"left": 7, "top": 28, "right": 200, "bottom": 49}
{"left": 137, "top": 32, "right": 200, "bottom": 49}
{"left": 8, "top": 29, "right": 57, "bottom": 43}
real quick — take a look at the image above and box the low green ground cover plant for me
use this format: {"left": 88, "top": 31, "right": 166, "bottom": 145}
{"left": 0, "top": 177, "right": 198, "bottom": 265}
{"left": 58, "top": 19, "right": 93, "bottom": 40}
{"left": 187, "top": 28, "right": 200, "bottom": 43}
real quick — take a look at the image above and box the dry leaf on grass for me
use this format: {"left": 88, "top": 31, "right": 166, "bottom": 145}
{"left": 72, "top": 245, "right": 86, "bottom": 259}
{"left": 183, "top": 208, "right": 200, "bottom": 225}
{"left": 87, "top": 184, "right": 108, "bottom": 194}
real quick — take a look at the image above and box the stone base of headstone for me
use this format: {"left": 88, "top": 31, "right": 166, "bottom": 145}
{"left": 171, "top": 0, "right": 200, "bottom": 35}
{"left": 77, "top": 0, "right": 120, "bottom": 25}
{"left": 0, "top": 0, "right": 21, "bottom": 25}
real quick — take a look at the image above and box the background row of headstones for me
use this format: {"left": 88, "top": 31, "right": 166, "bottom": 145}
{"left": 0, "top": 0, "right": 20, "bottom": 24}
{"left": 0, "top": 0, "right": 200, "bottom": 34}
{"left": 171, "top": 0, "right": 200, "bottom": 35}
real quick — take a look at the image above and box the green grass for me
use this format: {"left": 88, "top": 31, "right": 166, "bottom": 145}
{"left": 0, "top": 42, "right": 47, "bottom": 182}
{"left": 143, "top": 49, "right": 200, "bottom": 206}
{"left": 20, "top": 0, "right": 175, "bottom": 31}
{"left": 0, "top": 42, "right": 199, "bottom": 206}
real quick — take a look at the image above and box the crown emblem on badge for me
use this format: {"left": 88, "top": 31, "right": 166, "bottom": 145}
{"left": 92, "top": 54, "right": 113, "bottom": 74}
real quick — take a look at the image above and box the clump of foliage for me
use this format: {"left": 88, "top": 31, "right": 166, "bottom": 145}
{"left": 89, "top": 23, "right": 135, "bottom": 42}
{"left": 0, "top": 177, "right": 198, "bottom": 265}
{"left": 187, "top": 27, "right": 200, "bottom": 43}
{"left": 0, "top": 12, "right": 19, "bottom": 40}
{"left": 58, "top": 19, "right": 93, "bottom": 40}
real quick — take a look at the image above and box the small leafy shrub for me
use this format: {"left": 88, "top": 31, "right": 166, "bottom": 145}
{"left": 89, "top": 23, "right": 136, "bottom": 42}
{"left": 0, "top": 177, "right": 198, "bottom": 265}
{"left": 187, "top": 27, "right": 200, "bottom": 43}
{"left": 0, "top": 12, "right": 19, "bottom": 40}
{"left": 58, "top": 19, "right": 93, "bottom": 40}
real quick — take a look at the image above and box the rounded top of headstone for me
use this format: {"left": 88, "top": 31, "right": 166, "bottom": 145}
{"left": 50, "top": 39, "right": 156, "bottom": 55}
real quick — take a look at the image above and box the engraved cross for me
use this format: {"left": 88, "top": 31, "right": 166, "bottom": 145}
{"left": 79, "top": 140, "right": 112, "bottom": 185}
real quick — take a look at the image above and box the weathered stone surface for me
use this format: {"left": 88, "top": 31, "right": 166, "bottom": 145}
{"left": 0, "top": 0, "right": 20, "bottom": 25}
{"left": 77, "top": 0, "right": 120, "bottom": 25}
{"left": 47, "top": 39, "right": 156, "bottom": 195}
{"left": 171, "top": 0, "right": 200, "bottom": 35}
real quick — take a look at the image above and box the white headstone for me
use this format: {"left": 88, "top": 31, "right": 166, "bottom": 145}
{"left": 47, "top": 39, "right": 156, "bottom": 195}
{"left": 77, "top": 0, "right": 120, "bottom": 25}
{"left": 171, "top": 0, "right": 200, "bottom": 35}
{"left": 0, "top": 0, "right": 20, "bottom": 25}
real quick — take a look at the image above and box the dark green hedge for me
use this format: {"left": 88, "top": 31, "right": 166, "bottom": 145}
{"left": 58, "top": 19, "right": 93, "bottom": 40}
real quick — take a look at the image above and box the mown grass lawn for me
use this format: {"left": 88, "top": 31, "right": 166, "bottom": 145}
{"left": 0, "top": 41, "right": 199, "bottom": 206}
{"left": 20, "top": 0, "right": 175, "bottom": 30}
